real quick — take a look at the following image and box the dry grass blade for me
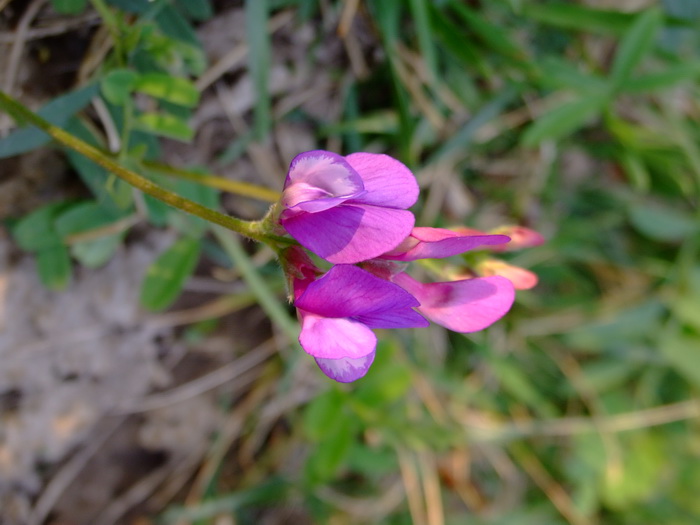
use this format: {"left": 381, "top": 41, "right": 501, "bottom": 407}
{"left": 113, "top": 340, "right": 277, "bottom": 414}
{"left": 397, "top": 447, "right": 428, "bottom": 525}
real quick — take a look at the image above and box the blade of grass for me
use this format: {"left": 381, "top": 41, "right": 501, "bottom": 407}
{"left": 212, "top": 226, "right": 298, "bottom": 343}
{"left": 245, "top": 0, "right": 271, "bottom": 140}
{"left": 408, "top": 0, "right": 438, "bottom": 84}
{"left": 610, "top": 8, "right": 663, "bottom": 90}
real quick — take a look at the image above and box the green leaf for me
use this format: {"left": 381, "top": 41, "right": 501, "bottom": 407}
{"left": 303, "top": 389, "right": 347, "bottom": 441}
{"left": 610, "top": 8, "right": 663, "bottom": 89}
{"left": 661, "top": 334, "right": 700, "bottom": 388}
{"left": 140, "top": 237, "right": 201, "bottom": 311}
{"left": 159, "top": 479, "right": 288, "bottom": 523}
{"left": 53, "top": 202, "right": 126, "bottom": 268}
{"left": 627, "top": 201, "right": 699, "bottom": 242}
{"left": 54, "top": 201, "right": 122, "bottom": 238}
{"left": 51, "top": 0, "right": 87, "bottom": 14}
{"left": 143, "top": 193, "right": 171, "bottom": 227}
{"left": 522, "top": 92, "right": 609, "bottom": 146}
{"left": 602, "top": 433, "right": 665, "bottom": 509}
{"left": 489, "top": 358, "right": 557, "bottom": 417}
{"left": 133, "top": 73, "right": 200, "bottom": 107}
{"left": 71, "top": 235, "right": 123, "bottom": 269}
{"left": 304, "top": 415, "right": 355, "bottom": 484}
{"left": 245, "top": 0, "right": 271, "bottom": 139}
{"left": 37, "top": 245, "right": 71, "bottom": 291}
{"left": 523, "top": 4, "right": 634, "bottom": 35}
{"left": 622, "top": 62, "right": 700, "bottom": 93}
{"left": 448, "top": 0, "right": 526, "bottom": 63}
{"left": 0, "top": 84, "right": 99, "bottom": 158}
{"left": 135, "top": 112, "right": 194, "bottom": 141}
{"left": 12, "top": 202, "right": 68, "bottom": 252}
{"left": 408, "top": 0, "right": 438, "bottom": 81}
{"left": 64, "top": 119, "right": 133, "bottom": 211}
{"left": 155, "top": 4, "right": 201, "bottom": 47}
{"left": 101, "top": 69, "right": 139, "bottom": 105}
{"left": 168, "top": 177, "right": 219, "bottom": 236}
{"left": 174, "top": 0, "right": 212, "bottom": 21}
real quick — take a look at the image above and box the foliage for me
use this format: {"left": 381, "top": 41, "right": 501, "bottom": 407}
{"left": 2, "top": 0, "right": 700, "bottom": 523}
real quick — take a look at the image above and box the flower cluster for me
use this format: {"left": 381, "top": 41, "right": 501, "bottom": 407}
{"left": 276, "top": 150, "right": 539, "bottom": 382}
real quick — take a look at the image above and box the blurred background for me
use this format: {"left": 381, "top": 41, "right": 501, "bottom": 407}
{"left": 1, "top": 0, "right": 700, "bottom": 523}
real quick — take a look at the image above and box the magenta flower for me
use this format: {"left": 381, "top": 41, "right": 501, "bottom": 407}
{"left": 392, "top": 272, "right": 515, "bottom": 333}
{"left": 381, "top": 227, "right": 510, "bottom": 262}
{"left": 280, "top": 150, "right": 419, "bottom": 264}
{"left": 293, "top": 264, "right": 429, "bottom": 382}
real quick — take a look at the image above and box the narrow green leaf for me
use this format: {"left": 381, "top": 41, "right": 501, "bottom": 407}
{"left": 37, "top": 245, "right": 71, "bottom": 291}
{"left": 140, "top": 237, "right": 201, "bottom": 311}
{"left": 0, "top": 84, "right": 98, "bottom": 158}
{"left": 449, "top": 1, "right": 526, "bottom": 62}
{"left": 212, "top": 227, "right": 299, "bottom": 343}
{"left": 64, "top": 119, "right": 134, "bottom": 211}
{"left": 133, "top": 73, "right": 200, "bottom": 107}
{"left": 627, "top": 201, "right": 699, "bottom": 242}
{"left": 409, "top": 0, "right": 438, "bottom": 82}
{"left": 522, "top": 92, "right": 609, "bottom": 146}
{"left": 135, "top": 112, "right": 195, "bottom": 141}
{"left": 160, "top": 479, "right": 288, "bottom": 523}
{"left": 245, "top": 0, "right": 270, "bottom": 139}
{"left": 523, "top": 4, "right": 634, "bottom": 35}
{"left": 610, "top": 8, "right": 663, "bottom": 88}
{"left": 622, "top": 62, "right": 700, "bottom": 93}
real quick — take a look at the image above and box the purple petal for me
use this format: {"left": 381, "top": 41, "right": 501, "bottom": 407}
{"left": 295, "top": 265, "right": 421, "bottom": 322}
{"left": 345, "top": 153, "right": 419, "bottom": 209}
{"left": 383, "top": 227, "right": 510, "bottom": 261}
{"left": 356, "top": 307, "right": 429, "bottom": 329}
{"left": 281, "top": 204, "right": 415, "bottom": 264}
{"left": 282, "top": 151, "right": 365, "bottom": 212}
{"left": 394, "top": 273, "right": 515, "bottom": 333}
{"left": 298, "top": 313, "right": 376, "bottom": 359}
{"left": 315, "top": 351, "right": 376, "bottom": 383}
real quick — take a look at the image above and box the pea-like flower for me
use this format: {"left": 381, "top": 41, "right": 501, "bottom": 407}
{"left": 293, "top": 264, "right": 429, "bottom": 382}
{"left": 280, "top": 150, "right": 419, "bottom": 264}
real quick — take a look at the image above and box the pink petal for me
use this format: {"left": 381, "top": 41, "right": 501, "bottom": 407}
{"left": 282, "top": 150, "right": 365, "bottom": 212}
{"left": 281, "top": 204, "right": 415, "bottom": 264}
{"left": 315, "top": 351, "right": 376, "bottom": 383}
{"left": 298, "top": 313, "right": 376, "bottom": 359}
{"left": 295, "top": 265, "right": 426, "bottom": 328}
{"left": 393, "top": 273, "right": 515, "bottom": 333}
{"left": 477, "top": 259, "right": 539, "bottom": 290}
{"left": 345, "top": 153, "right": 419, "bottom": 209}
{"left": 490, "top": 226, "right": 544, "bottom": 252}
{"left": 383, "top": 227, "right": 510, "bottom": 261}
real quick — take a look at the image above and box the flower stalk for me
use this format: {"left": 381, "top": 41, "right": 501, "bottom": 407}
{"left": 0, "top": 89, "right": 275, "bottom": 244}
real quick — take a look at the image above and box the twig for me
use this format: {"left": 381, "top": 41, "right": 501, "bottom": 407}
{"left": 0, "top": 12, "right": 101, "bottom": 43}
{"left": 3, "top": 0, "right": 47, "bottom": 94}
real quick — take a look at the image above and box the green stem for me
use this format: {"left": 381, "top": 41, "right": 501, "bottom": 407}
{"left": 143, "top": 161, "right": 281, "bottom": 202}
{"left": 0, "top": 89, "right": 273, "bottom": 244}
{"left": 213, "top": 226, "right": 299, "bottom": 343}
